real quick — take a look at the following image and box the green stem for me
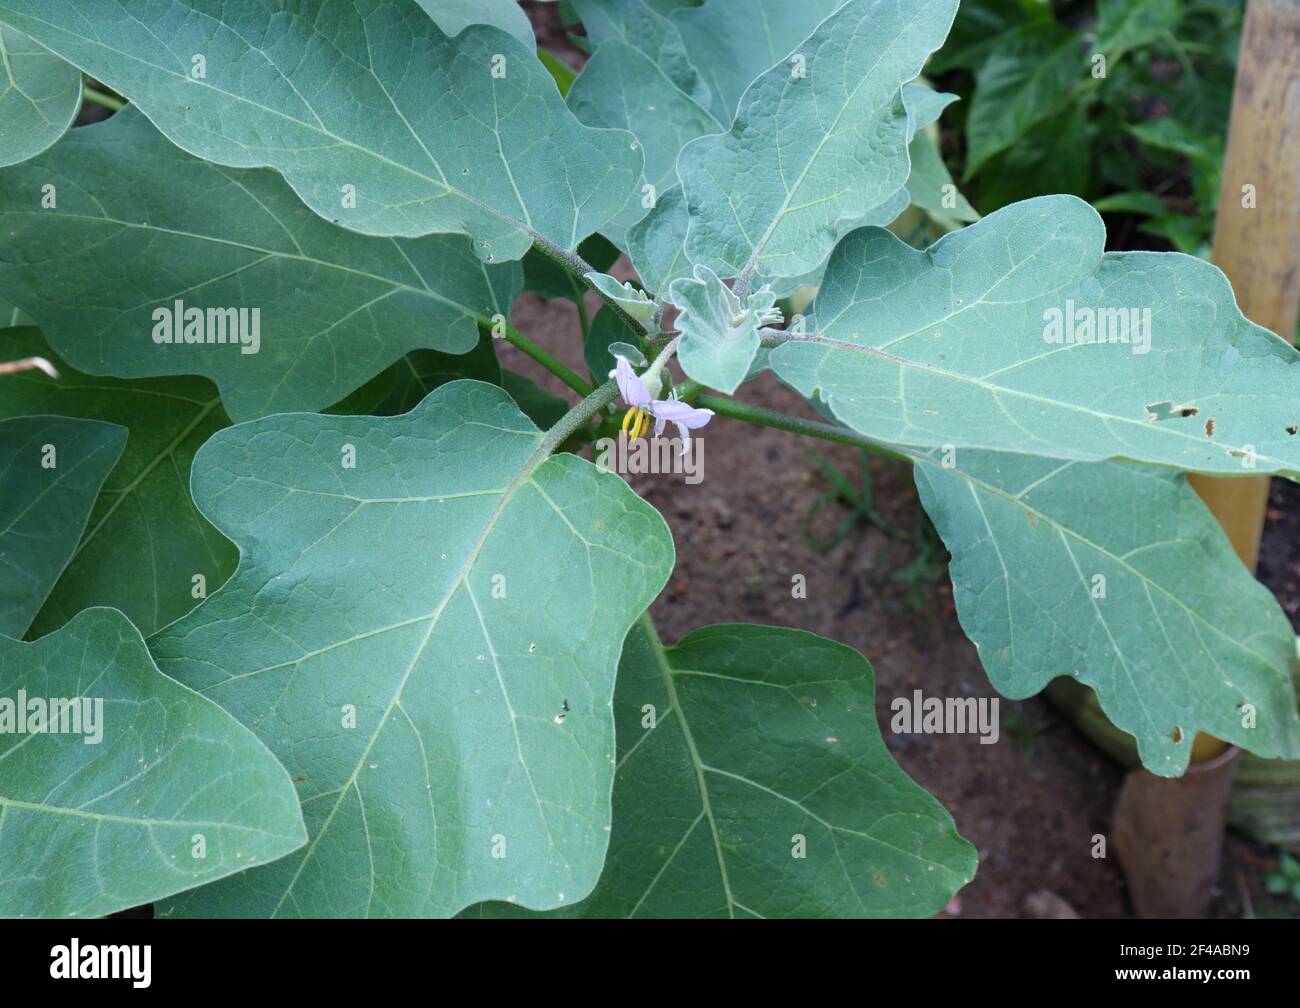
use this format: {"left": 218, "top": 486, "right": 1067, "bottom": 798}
{"left": 82, "top": 85, "right": 125, "bottom": 111}
{"left": 480, "top": 318, "right": 592, "bottom": 397}
{"left": 694, "top": 392, "right": 913, "bottom": 463}
{"left": 526, "top": 237, "right": 648, "bottom": 334}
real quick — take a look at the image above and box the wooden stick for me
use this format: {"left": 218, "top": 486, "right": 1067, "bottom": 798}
{"left": 0, "top": 357, "right": 60, "bottom": 379}
{"left": 1187, "top": 0, "right": 1300, "bottom": 761}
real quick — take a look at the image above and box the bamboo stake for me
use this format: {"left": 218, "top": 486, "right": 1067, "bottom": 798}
{"left": 1187, "top": 0, "right": 1300, "bottom": 762}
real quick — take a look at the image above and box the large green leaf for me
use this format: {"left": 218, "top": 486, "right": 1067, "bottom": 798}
{"left": 664, "top": 80, "right": 959, "bottom": 387}
{"left": 671, "top": 0, "right": 843, "bottom": 125}
{"left": 0, "top": 414, "right": 124, "bottom": 639}
{"left": 1, "top": 327, "right": 235, "bottom": 640}
{"left": 771, "top": 196, "right": 1300, "bottom": 478}
{"left": 563, "top": 1, "right": 727, "bottom": 248}
{"left": 0, "top": 0, "right": 642, "bottom": 257}
{"left": 0, "top": 23, "right": 80, "bottom": 167}
{"left": 1096, "top": 0, "right": 1181, "bottom": 62}
{"left": 962, "top": 23, "right": 1080, "bottom": 179}
{"left": 633, "top": 81, "right": 954, "bottom": 299}
{"left": 150, "top": 381, "right": 674, "bottom": 917}
{"left": 475, "top": 619, "right": 975, "bottom": 917}
{"left": 0, "top": 107, "right": 522, "bottom": 420}
{"left": 0, "top": 607, "right": 306, "bottom": 918}
{"left": 674, "top": 0, "right": 958, "bottom": 285}
{"left": 913, "top": 451, "right": 1300, "bottom": 776}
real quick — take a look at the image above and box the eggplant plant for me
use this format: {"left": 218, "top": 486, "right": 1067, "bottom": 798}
{"left": 0, "top": 0, "right": 1296, "bottom": 920}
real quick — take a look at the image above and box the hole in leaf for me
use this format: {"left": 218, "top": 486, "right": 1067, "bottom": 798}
{"left": 1146, "top": 401, "right": 1199, "bottom": 422}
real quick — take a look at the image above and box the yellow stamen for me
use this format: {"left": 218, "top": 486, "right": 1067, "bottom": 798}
{"left": 621, "top": 407, "right": 651, "bottom": 440}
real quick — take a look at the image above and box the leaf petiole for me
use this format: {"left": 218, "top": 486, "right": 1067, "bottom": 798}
{"left": 478, "top": 317, "right": 593, "bottom": 398}
{"left": 81, "top": 83, "right": 124, "bottom": 111}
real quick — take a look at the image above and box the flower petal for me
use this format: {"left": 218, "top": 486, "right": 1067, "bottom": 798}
{"left": 612, "top": 356, "right": 652, "bottom": 407}
{"left": 650, "top": 400, "right": 714, "bottom": 429}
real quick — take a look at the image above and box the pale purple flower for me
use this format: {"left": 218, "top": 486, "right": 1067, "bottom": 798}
{"left": 613, "top": 355, "right": 653, "bottom": 407}
{"left": 649, "top": 397, "right": 714, "bottom": 452}
{"left": 610, "top": 355, "right": 713, "bottom": 452}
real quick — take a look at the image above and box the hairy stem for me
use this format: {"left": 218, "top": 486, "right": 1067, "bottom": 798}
{"left": 526, "top": 234, "right": 649, "bottom": 334}
{"left": 732, "top": 257, "right": 761, "bottom": 303}
{"left": 758, "top": 327, "right": 917, "bottom": 370}
{"left": 539, "top": 378, "right": 620, "bottom": 457}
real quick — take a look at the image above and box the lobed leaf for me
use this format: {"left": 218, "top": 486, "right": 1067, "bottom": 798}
{"left": 0, "top": 108, "right": 521, "bottom": 420}
{"left": 0, "top": 607, "right": 306, "bottom": 918}
{"left": 474, "top": 620, "right": 976, "bottom": 918}
{"left": 633, "top": 82, "right": 955, "bottom": 299}
{"left": 913, "top": 450, "right": 1300, "bottom": 776}
{"left": 0, "top": 0, "right": 642, "bottom": 256}
{"left": 771, "top": 195, "right": 1300, "bottom": 478}
{"left": 0, "top": 414, "right": 123, "bottom": 639}
{"left": 675, "top": 0, "right": 959, "bottom": 284}
{"left": 151, "top": 381, "right": 675, "bottom": 917}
